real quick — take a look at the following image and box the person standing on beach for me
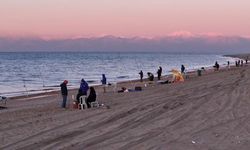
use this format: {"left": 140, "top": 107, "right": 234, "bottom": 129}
{"left": 80, "top": 78, "right": 89, "bottom": 95}
{"left": 60, "top": 80, "right": 68, "bottom": 108}
{"left": 101, "top": 74, "right": 107, "bottom": 93}
{"left": 157, "top": 66, "right": 162, "bottom": 80}
{"left": 181, "top": 65, "right": 185, "bottom": 74}
{"left": 214, "top": 61, "right": 219, "bottom": 71}
{"left": 227, "top": 61, "right": 230, "bottom": 69}
{"left": 139, "top": 70, "right": 143, "bottom": 82}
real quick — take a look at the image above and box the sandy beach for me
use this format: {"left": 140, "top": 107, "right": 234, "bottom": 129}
{"left": 1, "top": 54, "right": 250, "bottom": 150}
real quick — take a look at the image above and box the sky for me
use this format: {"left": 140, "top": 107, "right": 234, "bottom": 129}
{"left": 1, "top": 0, "right": 250, "bottom": 39}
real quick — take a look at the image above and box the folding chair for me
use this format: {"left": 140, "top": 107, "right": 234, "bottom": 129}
{"left": 79, "top": 96, "right": 87, "bottom": 110}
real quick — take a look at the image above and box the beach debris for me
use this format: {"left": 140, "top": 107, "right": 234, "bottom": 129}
{"left": 235, "top": 135, "right": 241, "bottom": 144}
{"left": 191, "top": 140, "right": 196, "bottom": 144}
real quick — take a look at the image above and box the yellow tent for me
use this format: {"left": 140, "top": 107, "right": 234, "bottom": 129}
{"left": 170, "top": 69, "right": 184, "bottom": 82}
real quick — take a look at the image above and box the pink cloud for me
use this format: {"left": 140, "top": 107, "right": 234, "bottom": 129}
{"left": 168, "top": 31, "right": 196, "bottom": 38}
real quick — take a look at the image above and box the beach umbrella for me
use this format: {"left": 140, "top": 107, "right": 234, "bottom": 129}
{"left": 170, "top": 69, "right": 184, "bottom": 82}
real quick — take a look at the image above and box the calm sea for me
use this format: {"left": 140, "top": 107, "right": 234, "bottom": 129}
{"left": 0, "top": 52, "right": 235, "bottom": 97}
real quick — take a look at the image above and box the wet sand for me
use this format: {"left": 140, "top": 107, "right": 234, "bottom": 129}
{"left": 1, "top": 54, "right": 250, "bottom": 150}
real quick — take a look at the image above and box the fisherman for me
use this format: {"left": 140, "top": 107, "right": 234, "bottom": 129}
{"left": 214, "top": 61, "right": 219, "bottom": 71}
{"left": 60, "top": 80, "right": 68, "bottom": 108}
{"left": 181, "top": 65, "right": 185, "bottom": 74}
{"left": 139, "top": 70, "right": 143, "bottom": 82}
{"left": 157, "top": 66, "right": 162, "bottom": 80}
{"left": 101, "top": 74, "right": 107, "bottom": 93}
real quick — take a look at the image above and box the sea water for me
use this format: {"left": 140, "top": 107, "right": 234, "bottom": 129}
{"left": 0, "top": 52, "right": 236, "bottom": 97}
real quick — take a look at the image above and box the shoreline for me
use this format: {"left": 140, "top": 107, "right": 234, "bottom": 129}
{"left": 3, "top": 54, "right": 242, "bottom": 99}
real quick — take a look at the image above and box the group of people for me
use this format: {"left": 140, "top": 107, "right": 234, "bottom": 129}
{"left": 139, "top": 66, "right": 162, "bottom": 82}
{"left": 139, "top": 65, "right": 186, "bottom": 82}
{"left": 60, "top": 73, "right": 109, "bottom": 109}
{"left": 60, "top": 78, "right": 96, "bottom": 109}
{"left": 235, "top": 60, "right": 244, "bottom": 67}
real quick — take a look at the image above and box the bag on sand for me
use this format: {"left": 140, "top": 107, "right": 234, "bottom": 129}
{"left": 135, "top": 86, "right": 142, "bottom": 91}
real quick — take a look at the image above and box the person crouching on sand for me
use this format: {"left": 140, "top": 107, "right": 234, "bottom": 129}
{"left": 60, "top": 80, "right": 68, "bottom": 108}
{"left": 147, "top": 72, "right": 154, "bottom": 81}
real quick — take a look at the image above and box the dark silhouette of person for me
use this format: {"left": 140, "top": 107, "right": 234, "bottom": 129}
{"left": 181, "top": 65, "right": 185, "bottom": 73}
{"left": 76, "top": 88, "right": 84, "bottom": 103}
{"left": 101, "top": 74, "right": 107, "bottom": 93}
{"left": 214, "top": 61, "right": 219, "bottom": 71}
{"left": 157, "top": 66, "right": 162, "bottom": 80}
{"left": 86, "top": 87, "right": 96, "bottom": 108}
{"left": 241, "top": 60, "right": 244, "bottom": 66}
{"left": 80, "top": 78, "right": 89, "bottom": 95}
{"left": 139, "top": 70, "right": 143, "bottom": 82}
{"left": 60, "top": 80, "right": 68, "bottom": 108}
{"left": 147, "top": 72, "right": 154, "bottom": 81}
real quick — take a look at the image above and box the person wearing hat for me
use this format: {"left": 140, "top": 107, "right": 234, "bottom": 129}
{"left": 60, "top": 80, "right": 68, "bottom": 108}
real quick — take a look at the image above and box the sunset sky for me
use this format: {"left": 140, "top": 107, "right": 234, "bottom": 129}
{"left": 1, "top": 0, "right": 250, "bottom": 39}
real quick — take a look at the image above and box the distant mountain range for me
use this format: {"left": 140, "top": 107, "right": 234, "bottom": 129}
{"left": 0, "top": 35, "right": 250, "bottom": 54}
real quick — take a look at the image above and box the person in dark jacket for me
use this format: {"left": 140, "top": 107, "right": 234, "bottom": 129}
{"left": 101, "top": 74, "right": 107, "bottom": 93}
{"left": 80, "top": 78, "right": 89, "bottom": 95}
{"left": 86, "top": 87, "right": 96, "bottom": 108}
{"left": 157, "top": 66, "right": 162, "bottom": 80}
{"left": 76, "top": 88, "right": 84, "bottom": 103}
{"left": 60, "top": 80, "right": 68, "bottom": 108}
{"left": 214, "top": 61, "right": 219, "bottom": 71}
{"left": 139, "top": 70, "right": 143, "bottom": 82}
{"left": 181, "top": 65, "right": 185, "bottom": 74}
{"left": 147, "top": 72, "right": 154, "bottom": 81}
